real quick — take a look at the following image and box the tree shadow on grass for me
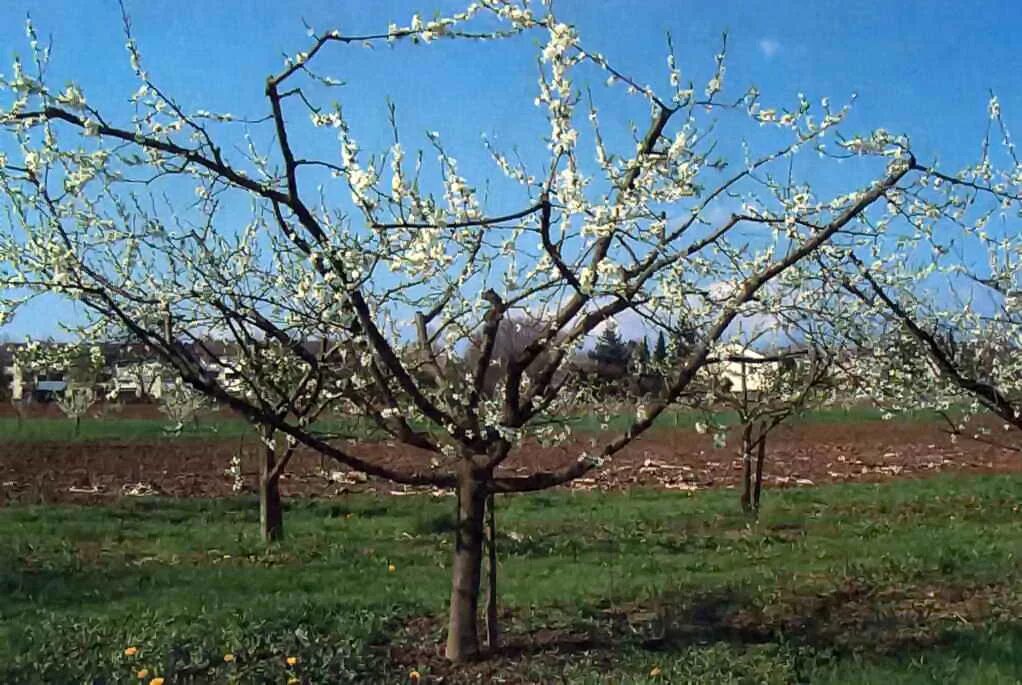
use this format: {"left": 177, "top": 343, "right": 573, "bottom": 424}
{"left": 390, "top": 579, "right": 1022, "bottom": 683}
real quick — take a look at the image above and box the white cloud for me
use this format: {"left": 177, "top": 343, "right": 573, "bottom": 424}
{"left": 758, "top": 39, "right": 781, "bottom": 59}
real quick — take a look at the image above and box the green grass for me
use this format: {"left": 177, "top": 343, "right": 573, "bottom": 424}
{"left": 0, "top": 403, "right": 948, "bottom": 444}
{"left": 0, "top": 415, "right": 251, "bottom": 443}
{"left": 2, "top": 474, "right": 1022, "bottom": 682}
{"left": 564, "top": 404, "right": 938, "bottom": 432}
{"left": 0, "top": 413, "right": 389, "bottom": 443}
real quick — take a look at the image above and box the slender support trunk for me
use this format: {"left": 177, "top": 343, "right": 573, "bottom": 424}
{"left": 260, "top": 431, "right": 284, "bottom": 543}
{"left": 740, "top": 422, "right": 753, "bottom": 513}
{"left": 74, "top": 415, "right": 81, "bottom": 437}
{"left": 445, "top": 464, "right": 487, "bottom": 662}
{"left": 484, "top": 491, "right": 500, "bottom": 649}
{"left": 753, "top": 423, "right": 767, "bottom": 511}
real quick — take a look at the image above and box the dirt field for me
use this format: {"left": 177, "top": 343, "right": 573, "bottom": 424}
{"left": 2, "top": 416, "right": 1019, "bottom": 505}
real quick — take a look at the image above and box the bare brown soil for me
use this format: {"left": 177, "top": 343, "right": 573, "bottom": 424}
{"left": 1, "top": 418, "right": 1019, "bottom": 505}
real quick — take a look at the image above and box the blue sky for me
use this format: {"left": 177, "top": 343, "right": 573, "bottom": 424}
{"left": 1, "top": 0, "right": 1019, "bottom": 340}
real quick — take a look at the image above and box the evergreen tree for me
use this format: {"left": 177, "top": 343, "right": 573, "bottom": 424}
{"left": 590, "top": 325, "right": 630, "bottom": 366}
{"left": 635, "top": 336, "right": 650, "bottom": 367}
{"left": 653, "top": 330, "right": 668, "bottom": 364}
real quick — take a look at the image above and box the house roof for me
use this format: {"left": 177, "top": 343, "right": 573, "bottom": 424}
{"left": 35, "top": 380, "right": 68, "bottom": 392}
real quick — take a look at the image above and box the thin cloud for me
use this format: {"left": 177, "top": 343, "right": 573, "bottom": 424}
{"left": 758, "top": 39, "right": 781, "bottom": 59}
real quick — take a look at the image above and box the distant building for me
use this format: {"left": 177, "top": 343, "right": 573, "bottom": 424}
{"left": 711, "top": 345, "right": 771, "bottom": 394}
{"left": 0, "top": 338, "right": 329, "bottom": 402}
{"left": 0, "top": 341, "right": 166, "bottom": 402}
{"left": 2, "top": 343, "right": 67, "bottom": 402}
{"left": 109, "top": 360, "right": 167, "bottom": 399}
{"left": 32, "top": 380, "right": 68, "bottom": 402}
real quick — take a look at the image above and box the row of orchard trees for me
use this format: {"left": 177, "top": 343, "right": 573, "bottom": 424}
{"left": 0, "top": 1, "right": 1019, "bottom": 663}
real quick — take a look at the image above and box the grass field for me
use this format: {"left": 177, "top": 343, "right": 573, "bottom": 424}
{"left": 3, "top": 474, "right": 1021, "bottom": 683}
{"left": 0, "top": 404, "right": 950, "bottom": 444}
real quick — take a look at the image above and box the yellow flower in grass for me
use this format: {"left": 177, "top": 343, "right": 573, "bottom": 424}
{"left": 410, "top": 670, "right": 422, "bottom": 682}
{"left": 136, "top": 669, "right": 149, "bottom": 679}
{"left": 388, "top": 563, "right": 397, "bottom": 573}
{"left": 286, "top": 656, "right": 299, "bottom": 666}
{"left": 649, "top": 666, "right": 663, "bottom": 677}
{"left": 288, "top": 679, "right": 300, "bottom": 685}
{"left": 124, "top": 646, "right": 138, "bottom": 657}
{"left": 150, "top": 678, "right": 165, "bottom": 685}
{"left": 223, "top": 653, "right": 236, "bottom": 663}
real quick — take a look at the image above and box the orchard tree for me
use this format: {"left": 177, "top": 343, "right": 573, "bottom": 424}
{"left": 15, "top": 342, "right": 103, "bottom": 434}
{"left": 703, "top": 345, "right": 833, "bottom": 513}
{"left": 158, "top": 378, "right": 206, "bottom": 432}
{"left": 0, "top": 1, "right": 979, "bottom": 662}
{"left": 819, "top": 96, "right": 1022, "bottom": 447}
{"left": 56, "top": 384, "right": 96, "bottom": 436}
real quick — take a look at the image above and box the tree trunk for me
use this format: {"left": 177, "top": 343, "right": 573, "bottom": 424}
{"left": 753, "top": 424, "right": 767, "bottom": 511}
{"left": 445, "top": 465, "right": 487, "bottom": 662}
{"left": 484, "top": 491, "right": 500, "bottom": 649}
{"left": 740, "top": 422, "right": 753, "bottom": 513}
{"left": 260, "top": 437, "right": 284, "bottom": 543}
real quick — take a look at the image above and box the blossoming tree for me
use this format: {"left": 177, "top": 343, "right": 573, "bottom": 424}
{"left": 825, "top": 98, "right": 1022, "bottom": 446}
{"left": 702, "top": 344, "right": 834, "bottom": 513}
{"left": 0, "top": 1, "right": 970, "bottom": 661}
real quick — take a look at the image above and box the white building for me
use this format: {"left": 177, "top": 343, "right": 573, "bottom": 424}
{"left": 110, "top": 361, "right": 167, "bottom": 399}
{"left": 709, "top": 344, "right": 773, "bottom": 394}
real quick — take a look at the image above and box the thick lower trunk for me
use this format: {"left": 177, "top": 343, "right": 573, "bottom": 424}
{"left": 260, "top": 475, "right": 283, "bottom": 542}
{"left": 753, "top": 426, "right": 767, "bottom": 510}
{"left": 740, "top": 423, "right": 753, "bottom": 513}
{"left": 260, "top": 440, "right": 284, "bottom": 543}
{"left": 484, "top": 492, "right": 500, "bottom": 649}
{"left": 445, "top": 467, "right": 487, "bottom": 662}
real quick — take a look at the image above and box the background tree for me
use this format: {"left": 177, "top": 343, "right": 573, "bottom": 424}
{"left": 653, "top": 330, "right": 669, "bottom": 365}
{"left": 703, "top": 346, "right": 833, "bottom": 513}
{"left": 589, "top": 324, "right": 631, "bottom": 367}
{"left": 635, "top": 336, "right": 650, "bottom": 368}
{"left": 56, "top": 384, "right": 95, "bottom": 436}
{"left": 17, "top": 343, "right": 102, "bottom": 434}
{"left": 158, "top": 378, "right": 206, "bottom": 433}
{"left": 0, "top": 1, "right": 988, "bottom": 662}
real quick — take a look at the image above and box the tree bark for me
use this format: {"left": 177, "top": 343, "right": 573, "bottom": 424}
{"left": 740, "top": 422, "right": 753, "bottom": 513}
{"left": 753, "top": 423, "right": 767, "bottom": 511}
{"left": 260, "top": 435, "right": 284, "bottom": 543}
{"left": 484, "top": 491, "right": 500, "bottom": 649}
{"left": 445, "top": 464, "right": 487, "bottom": 662}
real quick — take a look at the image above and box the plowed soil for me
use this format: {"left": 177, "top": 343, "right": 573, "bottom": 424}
{"left": 2, "top": 415, "right": 1019, "bottom": 505}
